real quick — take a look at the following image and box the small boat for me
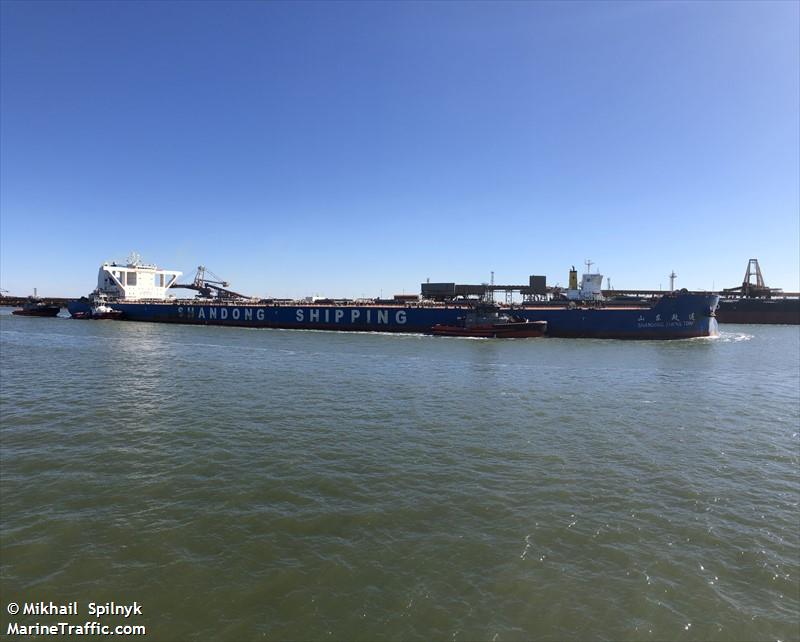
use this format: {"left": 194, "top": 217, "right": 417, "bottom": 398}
{"left": 12, "top": 297, "right": 61, "bottom": 317}
{"left": 430, "top": 303, "right": 547, "bottom": 338}
{"left": 69, "top": 295, "right": 123, "bottom": 320}
{"left": 91, "top": 303, "right": 123, "bottom": 320}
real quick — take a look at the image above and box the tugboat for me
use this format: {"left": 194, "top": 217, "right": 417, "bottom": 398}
{"left": 430, "top": 303, "right": 547, "bottom": 338}
{"left": 11, "top": 295, "right": 61, "bottom": 317}
{"left": 70, "top": 295, "right": 123, "bottom": 320}
{"left": 90, "top": 303, "right": 123, "bottom": 320}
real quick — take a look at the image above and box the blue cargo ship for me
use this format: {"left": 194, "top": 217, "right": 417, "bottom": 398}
{"left": 67, "top": 258, "right": 719, "bottom": 339}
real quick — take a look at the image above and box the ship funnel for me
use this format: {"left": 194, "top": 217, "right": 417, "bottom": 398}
{"left": 568, "top": 267, "right": 578, "bottom": 290}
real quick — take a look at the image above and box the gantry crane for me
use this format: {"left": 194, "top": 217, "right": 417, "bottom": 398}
{"left": 722, "top": 259, "right": 783, "bottom": 298}
{"left": 175, "top": 266, "right": 249, "bottom": 300}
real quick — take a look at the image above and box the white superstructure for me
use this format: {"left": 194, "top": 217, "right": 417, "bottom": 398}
{"left": 566, "top": 260, "right": 604, "bottom": 301}
{"left": 95, "top": 254, "right": 182, "bottom": 301}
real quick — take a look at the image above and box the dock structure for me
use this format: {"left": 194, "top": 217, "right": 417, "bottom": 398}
{"left": 422, "top": 276, "right": 550, "bottom": 303}
{"left": 419, "top": 282, "right": 799, "bottom": 302}
{"left": 1, "top": 296, "right": 73, "bottom": 308}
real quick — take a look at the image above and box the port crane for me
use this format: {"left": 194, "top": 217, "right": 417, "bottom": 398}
{"left": 722, "top": 258, "right": 783, "bottom": 299}
{"left": 175, "top": 266, "right": 249, "bottom": 300}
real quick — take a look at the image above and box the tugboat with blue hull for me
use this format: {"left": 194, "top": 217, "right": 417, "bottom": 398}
{"left": 67, "top": 256, "right": 719, "bottom": 339}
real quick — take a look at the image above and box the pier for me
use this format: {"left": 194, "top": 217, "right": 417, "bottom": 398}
{"left": 1, "top": 296, "right": 72, "bottom": 307}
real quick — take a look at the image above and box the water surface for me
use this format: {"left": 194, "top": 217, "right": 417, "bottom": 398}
{"left": 1, "top": 311, "right": 798, "bottom": 641}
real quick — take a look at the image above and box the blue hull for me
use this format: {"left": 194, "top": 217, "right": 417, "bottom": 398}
{"left": 513, "top": 295, "right": 719, "bottom": 339}
{"left": 68, "top": 294, "right": 719, "bottom": 339}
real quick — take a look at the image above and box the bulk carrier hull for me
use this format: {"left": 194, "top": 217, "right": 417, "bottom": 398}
{"left": 716, "top": 298, "right": 800, "bottom": 325}
{"left": 67, "top": 293, "right": 719, "bottom": 339}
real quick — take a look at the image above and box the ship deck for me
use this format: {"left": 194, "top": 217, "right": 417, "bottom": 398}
{"left": 137, "top": 298, "right": 655, "bottom": 311}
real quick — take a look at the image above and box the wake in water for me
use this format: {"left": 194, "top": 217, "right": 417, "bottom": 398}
{"left": 686, "top": 330, "right": 754, "bottom": 343}
{"left": 715, "top": 331, "right": 755, "bottom": 342}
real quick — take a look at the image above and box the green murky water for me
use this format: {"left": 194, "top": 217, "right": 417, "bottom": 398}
{"left": 1, "top": 311, "right": 798, "bottom": 641}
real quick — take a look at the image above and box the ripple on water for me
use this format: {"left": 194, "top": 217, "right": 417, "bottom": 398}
{"left": 1, "top": 315, "right": 798, "bottom": 640}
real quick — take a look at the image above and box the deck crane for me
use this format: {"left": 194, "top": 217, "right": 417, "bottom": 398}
{"left": 175, "top": 266, "right": 250, "bottom": 300}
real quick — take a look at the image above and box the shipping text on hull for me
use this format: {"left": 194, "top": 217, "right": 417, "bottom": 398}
{"left": 66, "top": 257, "right": 720, "bottom": 339}
{"left": 67, "top": 293, "right": 720, "bottom": 339}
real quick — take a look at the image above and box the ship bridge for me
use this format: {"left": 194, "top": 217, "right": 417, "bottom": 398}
{"left": 97, "top": 255, "right": 182, "bottom": 301}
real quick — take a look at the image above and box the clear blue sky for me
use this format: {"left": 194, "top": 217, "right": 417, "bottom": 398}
{"left": 1, "top": 0, "right": 798, "bottom": 298}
